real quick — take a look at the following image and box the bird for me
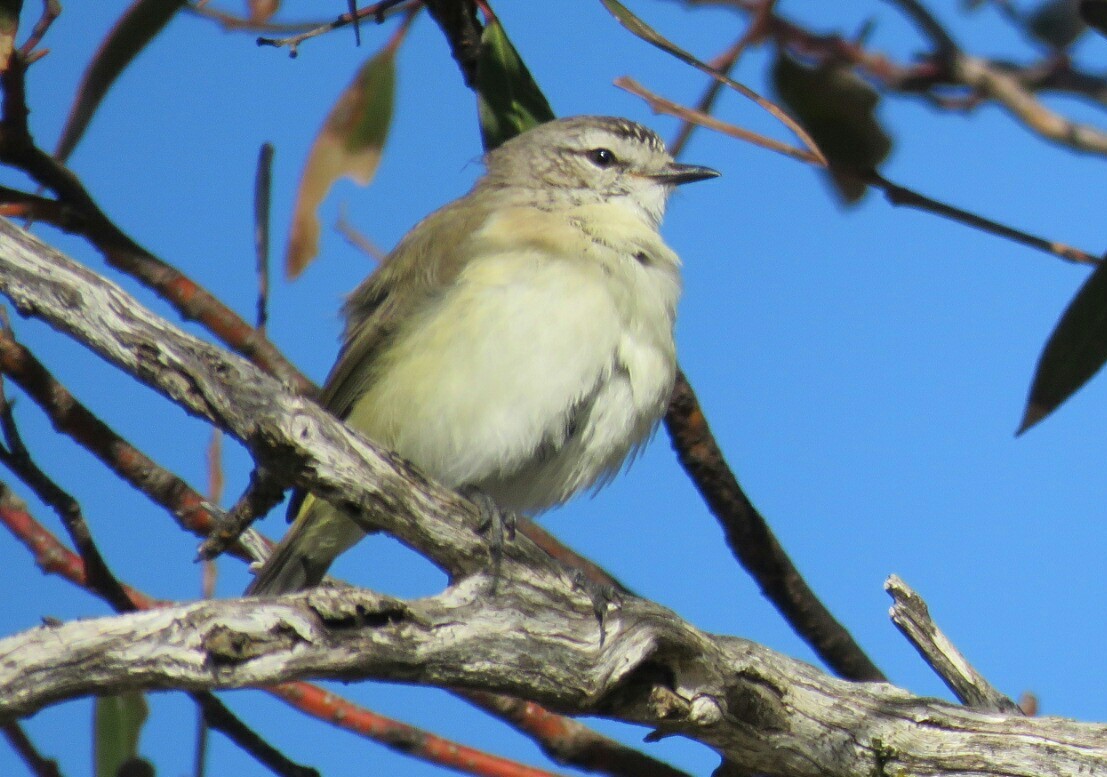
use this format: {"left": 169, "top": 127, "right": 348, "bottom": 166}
{"left": 247, "top": 115, "right": 719, "bottom": 595}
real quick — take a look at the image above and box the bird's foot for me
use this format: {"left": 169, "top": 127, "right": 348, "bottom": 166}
{"left": 569, "top": 568, "right": 623, "bottom": 644}
{"left": 460, "top": 486, "right": 517, "bottom": 591}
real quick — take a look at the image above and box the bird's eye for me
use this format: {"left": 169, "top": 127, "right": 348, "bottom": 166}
{"left": 587, "top": 148, "right": 617, "bottom": 168}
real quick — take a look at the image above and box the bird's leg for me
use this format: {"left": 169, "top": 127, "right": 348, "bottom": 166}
{"left": 459, "top": 486, "right": 517, "bottom": 591}
{"left": 568, "top": 569, "right": 623, "bottom": 644}
{"left": 459, "top": 487, "right": 620, "bottom": 640}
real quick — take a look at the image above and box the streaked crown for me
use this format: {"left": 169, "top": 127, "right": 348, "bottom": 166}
{"left": 478, "top": 116, "right": 718, "bottom": 224}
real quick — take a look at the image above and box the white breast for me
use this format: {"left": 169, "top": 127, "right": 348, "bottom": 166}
{"left": 350, "top": 204, "right": 681, "bottom": 514}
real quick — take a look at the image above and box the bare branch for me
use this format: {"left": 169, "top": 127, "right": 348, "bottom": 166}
{"left": 0, "top": 58, "right": 314, "bottom": 395}
{"left": 1, "top": 721, "right": 61, "bottom": 777}
{"left": 268, "top": 684, "right": 571, "bottom": 777}
{"left": 0, "top": 489, "right": 609, "bottom": 777}
{"left": 0, "top": 326, "right": 240, "bottom": 550}
{"left": 2, "top": 586, "right": 1107, "bottom": 776}
{"left": 665, "top": 371, "right": 885, "bottom": 683}
{"left": 459, "top": 690, "right": 691, "bottom": 777}
{"left": 616, "top": 76, "right": 823, "bottom": 165}
{"left": 886, "top": 575, "right": 1022, "bottom": 715}
{"left": 2, "top": 212, "right": 1106, "bottom": 777}
{"left": 950, "top": 53, "right": 1107, "bottom": 154}
{"left": 256, "top": 0, "right": 413, "bottom": 57}
{"left": 0, "top": 390, "right": 134, "bottom": 612}
{"left": 18, "top": 0, "right": 62, "bottom": 59}
{"left": 865, "top": 170, "right": 1102, "bottom": 266}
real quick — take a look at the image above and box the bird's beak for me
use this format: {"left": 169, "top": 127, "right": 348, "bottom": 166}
{"left": 650, "top": 163, "right": 720, "bottom": 186}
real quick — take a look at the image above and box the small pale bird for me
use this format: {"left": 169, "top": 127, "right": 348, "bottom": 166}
{"left": 247, "top": 115, "right": 718, "bottom": 595}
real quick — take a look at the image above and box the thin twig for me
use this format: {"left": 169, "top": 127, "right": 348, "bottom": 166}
{"left": 617, "top": 76, "right": 823, "bottom": 166}
{"left": 0, "top": 326, "right": 242, "bottom": 547}
{"left": 268, "top": 684, "right": 569, "bottom": 777}
{"left": 255, "top": 142, "right": 274, "bottom": 334}
{"left": 670, "top": 0, "right": 777, "bottom": 157}
{"left": 0, "top": 385, "right": 135, "bottom": 612}
{"left": 348, "top": 0, "right": 363, "bottom": 45}
{"left": 883, "top": 0, "right": 959, "bottom": 55}
{"left": 459, "top": 690, "right": 691, "bottom": 777}
{"left": 186, "top": 3, "right": 332, "bottom": 33}
{"left": 2, "top": 722, "right": 62, "bottom": 777}
{"left": 516, "top": 519, "right": 631, "bottom": 593}
{"left": 19, "top": 0, "right": 62, "bottom": 58}
{"left": 665, "top": 370, "right": 885, "bottom": 682}
{"left": 189, "top": 692, "right": 320, "bottom": 777}
{"left": 885, "top": 575, "right": 1021, "bottom": 714}
{"left": 0, "top": 57, "right": 314, "bottom": 395}
{"left": 0, "top": 185, "right": 83, "bottom": 229}
{"left": 198, "top": 468, "right": 286, "bottom": 561}
{"left": 866, "top": 169, "right": 1102, "bottom": 266}
{"left": 256, "top": 0, "right": 411, "bottom": 56}
{"left": 336, "top": 205, "right": 386, "bottom": 263}
{"left": 0, "top": 482, "right": 151, "bottom": 604}
{"left": 685, "top": 0, "right": 1107, "bottom": 157}
{"left": 950, "top": 53, "right": 1107, "bottom": 155}
{"left": 0, "top": 494, "right": 576, "bottom": 777}
{"left": 601, "top": 0, "right": 826, "bottom": 165}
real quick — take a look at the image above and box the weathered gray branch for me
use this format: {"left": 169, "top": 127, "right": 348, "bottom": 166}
{"left": 4, "top": 585, "right": 1107, "bottom": 777}
{"left": 2, "top": 217, "right": 1107, "bottom": 775}
{"left": 887, "top": 575, "right": 1022, "bottom": 715}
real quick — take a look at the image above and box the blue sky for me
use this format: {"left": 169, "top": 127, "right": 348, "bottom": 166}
{"left": 2, "top": 1, "right": 1107, "bottom": 775}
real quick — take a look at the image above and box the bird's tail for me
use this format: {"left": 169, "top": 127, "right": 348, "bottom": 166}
{"left": 245, "top": 494, "right": 366, "bottom": 595}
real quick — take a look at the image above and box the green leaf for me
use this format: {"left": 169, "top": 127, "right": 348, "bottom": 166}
{"left": 94, "top": 692, "right": 148, "bottom": 777}
{"left": 285, "top": 42, "right": 397, "bottom": 278}
{"left": 1079, "top": 0, "right": 1107, "bottom": 37}
{"left": 474, "top": 16, "right": 555, "bottom": 151}
{"left": 1020, "top": 261, "right": 1107, "bottom": 432}
{"left": 1028, "top": 0, "right": 1085, "bottom": 48}
{"left": 771, "top": 52, "right": 892, "bottom": 204}
{"left": 54, "top": 0, "right": 186, "bottom": 164}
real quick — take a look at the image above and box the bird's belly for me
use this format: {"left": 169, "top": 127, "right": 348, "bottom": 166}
{"left": 349, "top": 250, "right": 676, "bottom": 513}
{"left": 477, "top": 340, "right": 675, "bottom": 513}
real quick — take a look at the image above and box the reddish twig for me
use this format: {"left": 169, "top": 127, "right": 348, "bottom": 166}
{"left": 19, "top": 0, "right": 62, "bottom": 58}
{"left": 617, "top": 76, "right": 823, "bottom": 166}
{"left": 0, "top": 56, "right": 315, "bottom": 395}
{"left": 669, "top": 0, "right": 777, "bottom": 157}
{"left": 0, "top": 485, "right": 151, "bottom": 602}
{"left": 0, "top": 495, "right": 573, "bottom": 777}
{"left": 269, "top": 684, "right": 569, "bottom": 777}
{"left": 516, "top": 519, "right": 630, "bottom": 593}
{"left": 0, "top": 384, "right": 135, "bottom": 613}
{"left": 256, "top": 0, "right": 413, "bottom": 57}
{"left": 459, "top": 691, "right": 690, "bottom": 777}
{"left": 0, "top": 326, "right": 238, "bottom": 546}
